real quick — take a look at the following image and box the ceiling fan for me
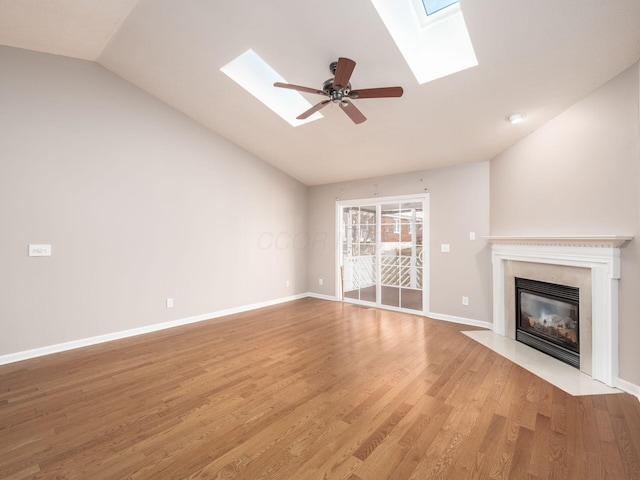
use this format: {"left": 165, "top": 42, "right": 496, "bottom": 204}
{"left": 274, "top": 57, "right": 403, "bottom": 125}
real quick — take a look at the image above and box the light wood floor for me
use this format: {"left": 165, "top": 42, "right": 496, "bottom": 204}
{"left": 1, "top": 298, "right": 640, "bottom": 479}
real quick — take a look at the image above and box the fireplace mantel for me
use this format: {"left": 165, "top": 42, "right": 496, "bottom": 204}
{"left": 488, "top": 235, "right": 633, "bottom": 387}
{"left": 486, "top": 235, "right": 632, "bottom": 248}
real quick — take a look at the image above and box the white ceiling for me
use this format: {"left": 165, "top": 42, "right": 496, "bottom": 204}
{"left": 2, "top": 0, "right": 640, "bottom": 186}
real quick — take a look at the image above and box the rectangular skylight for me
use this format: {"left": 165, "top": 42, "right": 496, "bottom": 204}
{"left": 370, "top": 0, "right": 477, "bottom": 84}
{"left": 422, "top": 0, "right": 458, "bottom": 16}
{"left": 220, "top": 49, "right": 322, "bottom": 127}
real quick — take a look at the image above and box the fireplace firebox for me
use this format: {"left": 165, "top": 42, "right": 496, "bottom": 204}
{"left": 515, "top": 277, "right": 579, "bottom": 368}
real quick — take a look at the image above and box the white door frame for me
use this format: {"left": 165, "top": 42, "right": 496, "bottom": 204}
{"left": 335, "top": 193, "right": 430, "bottom": 315}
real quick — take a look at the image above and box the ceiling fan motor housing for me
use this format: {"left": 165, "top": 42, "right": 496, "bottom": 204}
{"left": 322, "top": 78, "right": 351, "bottom": 102}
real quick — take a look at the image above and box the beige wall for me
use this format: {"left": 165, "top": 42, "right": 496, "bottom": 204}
{"left": 3, "top": 44, "right": 638, "bottom": 390}
{"left": 490, "top": 63, "right": 640, "bottom": 386}
{"left": 0, "top": 46, "right": 308, "bottom": 356}
{"left": 307, "top": 161, "right": 492, "bottom": 324}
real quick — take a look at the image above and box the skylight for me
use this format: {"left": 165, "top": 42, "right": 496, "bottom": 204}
{"left": 220, "top": 49, "right": 322, "bottom": 127}
{"left": 422, "top": 0, "right": 458, "bottom": 16}
{"left": 370, "top": 0, "right": 477, "bottom": 84}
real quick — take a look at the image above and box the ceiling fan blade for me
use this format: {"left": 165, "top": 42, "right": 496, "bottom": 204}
{"left": 349, "top": 86, "right": 404, "bottom": 99}
{"left": 274, "top": 82, "right": 327, "bottom": 96}
{"left": 297, "top": 100, "right": 330, "bottom": 120}
{"left": 340, "top": 100, "right": 366, "bottom": 124}
{"left": 332, "top": 57, "right": 356, "bottom": 90}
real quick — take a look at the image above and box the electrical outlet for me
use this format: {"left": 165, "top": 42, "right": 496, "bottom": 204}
{"left": 462, "top": 296, "right": 469, "bottom": 306}
{"left": 166, "top": 298, "right": 174, "bottom": 308}
{"left": 286, "top": 280, "right": 290, "bottom": 287}
{"left": 319, "top": 278, "right": 323, "bottom": 286}
{"left": 440, "top": 244, "right": 450, "bottom": 253}
{"left": 469, "top": 232, "right": 476, "bottom": 240}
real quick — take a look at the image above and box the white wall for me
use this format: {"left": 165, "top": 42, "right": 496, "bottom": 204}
{"left": 307, "top": 161, "right": 492, "bottom": 325}
{"left": 0, "top": 46, "right": 308, "bottom": 357}
{"left": 490, "top": 63, "right": 640, "bottom": 387}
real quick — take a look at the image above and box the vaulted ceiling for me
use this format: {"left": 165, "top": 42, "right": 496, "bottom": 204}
{"left": 2, "top": 0, "right": 640, "bottom": 185}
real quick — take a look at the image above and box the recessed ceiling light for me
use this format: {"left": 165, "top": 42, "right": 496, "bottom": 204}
{"left": 220, "top": 49, "right": 322, "bottom": 127}
{"left": 507, "top": 113, "right": 525, "bottom": 124}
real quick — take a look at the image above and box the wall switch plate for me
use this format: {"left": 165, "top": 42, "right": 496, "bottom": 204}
{"left": 469, "top": 232, "right": 476, "bottom": 240}
{"left": 29, "top": 244, "right": 51, "bottom": 256}
{"left": 166, "top": 298, "right": 174, "bottom": 308}
{"left": 462, "top": 296, "right": 469, "bottom": 306}
{"left": 440, "top": 244, "right": 450, "bottom": 253}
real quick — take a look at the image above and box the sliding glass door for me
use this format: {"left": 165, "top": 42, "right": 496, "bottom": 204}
{"left": 338, "top": 195, "right": 428, "bottom": 314}
{"left": 342, "top": 205, "right": 377, "bottom": 303}
{"left": 380, "top": 201, "right": 424, "bottom": 311}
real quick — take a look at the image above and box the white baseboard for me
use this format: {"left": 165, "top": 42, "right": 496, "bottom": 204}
{"left": 428, "top": 311, "right": 493, "bottom": 330}
{"left": 0, "top": 295, "right": 480, "bottom": 366}
{"left": 0, "top": 293, "right": 309, "bottom": 366}
{"left": 306, "top": 292, "right": 339, "bottom": 302}
{"left": 4, "top": 294, "right": 636, "bottom": 401}
{"left": 616, "top": 377, "right": 640, "bottom": 400}
{"left": 306, "top": 298, "right": 493, "bottom": 330}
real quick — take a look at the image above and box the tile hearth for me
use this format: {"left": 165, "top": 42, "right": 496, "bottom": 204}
{"left": 463, "top": 330, "right": 620, "bottom": 396}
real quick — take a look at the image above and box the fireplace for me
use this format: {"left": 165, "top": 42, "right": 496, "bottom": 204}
{"left": 487, "top": 235, "right": 632, "bottom": 387}
{"left": 515, "top": 277, "right": 579, "bottom": 368}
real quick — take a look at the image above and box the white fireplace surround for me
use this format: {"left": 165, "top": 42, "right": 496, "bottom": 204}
{"left": 488, "top": 236, "right": 632, "bottom": 387}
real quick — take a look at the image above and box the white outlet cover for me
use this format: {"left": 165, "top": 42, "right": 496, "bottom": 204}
{"left": 440, "top": 244, "right": 450, "bottom": 253}
{"left": 29, "top": 244, "right": 51, "bottom": 256}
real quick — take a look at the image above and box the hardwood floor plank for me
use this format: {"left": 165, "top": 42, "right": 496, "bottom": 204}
{"left": 469, "top": 413, "right": 508, "bottom": 479}
{"left": 2, "top": 463, "right": 41, "bottom": 480}
{"left": 352, "top": 402, "right": 413, "bottom": 461}
{"left": 616, "top": 393, "right": 640, "bottom": 457}
{"left": 611, "top": 414, "right": 640, "bottom": 479}
{"left": 509, "top": 426, "right": 535, "bottom": 478}
{"left": 0, "top": 298, "right": 639, "bottom": 479}
{"left": 184, "top": 393, "right": 339, "bottom": 479}
{"left": 484, "top": 367, "right": 533, "bottom": 478}
{"left": 528, "top": 413, "right": 551, "bottom": 479}
{"left": 447, "top": 362, "right": 507, "bottom": 478}
{"left": 386, "top": 400, "right": 454, "bottom": 480}
{"left": 537, "top": 380, "right": 554, "bottom": 418}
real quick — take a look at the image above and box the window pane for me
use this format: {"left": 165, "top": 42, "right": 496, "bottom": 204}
{"left": 360, "top": 224, "right": 376, "bottom": 243}
{"left": 345, "top": 226, "right": 358, "bottom": 247}
{"left": 359, "top": 207, "right": 376, "bottom": 226}
{"left": 381, "top": 266, "right": 399, "bottom": 286}
{"left": 422, "top": 0, "right": 458, "bottom": 16}
{"left": 401, "top": 288, "right": 422, "bottom": 311}
{"left": 361, "top": 244, "right": 376, "bottom": 256}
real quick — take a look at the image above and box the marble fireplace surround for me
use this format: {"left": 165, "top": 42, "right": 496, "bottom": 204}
{"left": 488, "top": 236, "right": 632, "bottom": 387}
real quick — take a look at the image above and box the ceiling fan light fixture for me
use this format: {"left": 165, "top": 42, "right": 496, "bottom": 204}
{"left": 507, "top": 113, "right": 525, "bottom": 124}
